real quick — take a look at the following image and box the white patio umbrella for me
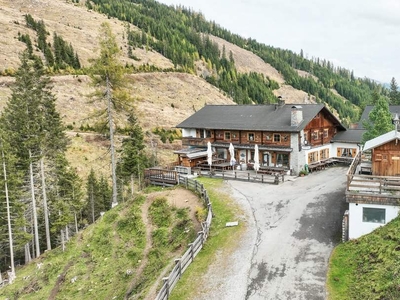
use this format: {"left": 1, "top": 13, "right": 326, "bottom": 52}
{"left": 254, "top": 144, "right": 260, "bottom": 175}
{"left": 229, "top": 143, "right": 236, "bottom": 171}
{"left": 207, "top": 141, "right": 213, "bottom": 172}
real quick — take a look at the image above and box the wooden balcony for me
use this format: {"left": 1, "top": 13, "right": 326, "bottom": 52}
{"left": 346, "top": 152, "right": 400, "bottom": 205}
{"left": 182, "top": 137, "right": 211, "bottom": 146}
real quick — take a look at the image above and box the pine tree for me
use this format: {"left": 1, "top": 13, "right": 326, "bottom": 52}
{"left": 389, "top": 77, "right": 400, "bottom": 105}
{"left": 89, "top": 22, "right": 131, "bottom": 206}
{"left": 117, "top": 113, "right": 149, "bottom": 196}
{"left": 362, "top": 92, "right": 394, "bottom": 143}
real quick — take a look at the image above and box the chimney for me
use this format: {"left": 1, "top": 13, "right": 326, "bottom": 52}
{"left": 275, "top": 96, "right": 285, "bottom": 110}
{"left": 291, "top": 105, "right": 303, "bottom": 127}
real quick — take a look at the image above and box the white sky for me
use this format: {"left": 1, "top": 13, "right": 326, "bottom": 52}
{"left": 158, "top": 0, "right": 400, "bottom": 84}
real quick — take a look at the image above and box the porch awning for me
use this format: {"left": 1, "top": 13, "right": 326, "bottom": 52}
{"left": 186, "top": 151, "right": 209, "bottom": 159}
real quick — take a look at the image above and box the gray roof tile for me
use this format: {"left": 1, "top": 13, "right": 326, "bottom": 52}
{"left": 177, "top": 104, "right": 344, "bottom": 132}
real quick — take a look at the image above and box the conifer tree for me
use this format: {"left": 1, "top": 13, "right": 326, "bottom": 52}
{"left": 117, "top": 113, "right": 149, "bottom": 196}
{"left": 362, "top": 92, "right": 394, "bottom": 143}
{"left": 89, "top": 22, "right": 131, "bottom": 207}
{"left": 1, "top": 50, "right": 69, "bottom": 257}
{"left": 389, "top": 77, "right": 400, "bottom": 105}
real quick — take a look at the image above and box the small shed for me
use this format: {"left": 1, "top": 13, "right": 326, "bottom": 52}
{"left": 173, "top": 148, "right": 211, "bottom": 168}
{"left": 363, "top": 130, "right": 400, "bottom": 176}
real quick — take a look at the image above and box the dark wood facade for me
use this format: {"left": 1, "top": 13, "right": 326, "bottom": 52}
{"left": 371, "top": 140, "right": 400, "bottom": 176}
{"left": 303, "top": 112, "right": 337, "bottom": 147}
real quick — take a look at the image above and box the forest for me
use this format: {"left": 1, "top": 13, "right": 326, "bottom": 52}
{"left": 87, "top": 0, "right": 396, "bottom": 126}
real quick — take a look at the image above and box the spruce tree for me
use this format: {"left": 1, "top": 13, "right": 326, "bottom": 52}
{"left": 117, "top": 113, "right": 149, "bottom": 196}
{"left": 362, "top": 92, "right": 394, "bottom": 143}
{"left": 389, "top": 77, "right": 400, "bottom": 105}
{"left": 1, "top": 50, "right": 69, "bottom": 257}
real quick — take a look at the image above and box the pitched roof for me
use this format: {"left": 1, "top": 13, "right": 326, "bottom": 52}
{"left": 357, "top": 105, "right": 400, "bottom": 129}
{"left": 331, "top": 129, "right": 365, "bottom": 143}
{"left": 177, "top": 104, "right": 345, "bottom": 132}
{"left": 363, "top": 130, "right": 400, "bottom": 151}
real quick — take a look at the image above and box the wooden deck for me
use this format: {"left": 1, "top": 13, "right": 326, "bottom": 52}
{"left": 346, "top": 153, "right": 400, "bottom": 202}
{"left": 308, "top": 158, "right": 341, "bottom": 173}
{"left": 144, "top": 168, "right": 178, "bottom": 186}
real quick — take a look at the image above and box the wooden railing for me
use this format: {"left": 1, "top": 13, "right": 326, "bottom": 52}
{"left": 181, "top": 137, "right": 210, "bottom": 146}
{"left": 155, "top": 176, "right": 213, "bottom": 300}
{"left": 346, "top": 152, "right": 361, "bottom": 190}
{"left": 346, "top": 152, "right": 400, "bottom": 199}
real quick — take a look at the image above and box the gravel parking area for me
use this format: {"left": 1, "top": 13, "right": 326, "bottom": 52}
{"left": 193, "top": 166, "right": 348, "bottom": 300}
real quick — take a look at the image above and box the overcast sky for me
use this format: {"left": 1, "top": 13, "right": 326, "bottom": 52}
{"left": 158, "top": 0, "right": 400, "bottom": 84}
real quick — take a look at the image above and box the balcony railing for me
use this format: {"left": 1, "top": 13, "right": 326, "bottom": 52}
{"left": 346, "top": 152, "right": 400, "bottom": 204}
{"left": 181, "top": 137, "right": 210, "bottom": 146}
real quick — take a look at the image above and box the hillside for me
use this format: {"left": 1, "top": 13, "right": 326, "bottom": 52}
{"left": 328, "top": 217, "right": 400, "bottom": 299}
{"left": 0, "top": 187, "right": 204, "bottom": 299}
{"left": 0, "top": 0, "right": 314, "bottom": 180}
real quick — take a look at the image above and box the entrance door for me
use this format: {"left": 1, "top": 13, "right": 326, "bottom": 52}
{"left": 263, "top": 152, "right": 270, "bottom": 166}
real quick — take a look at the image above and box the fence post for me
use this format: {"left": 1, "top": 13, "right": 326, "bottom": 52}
{"left": 162, "top": 277, "right": 170, "bottom": 297}
{"left": 189, "top": 243, "right": 194, "bottom": 262}
{"left": 248, "top": 173, "right": 250, "bottom": 181}
{"left": 208, "top": 202, "right": 213, "bottom": 217}
{"left": 261, "top": 174, "right": 264, "bottom": 183}
{"left": 234, "top": 171, "right": 237, "bottom": 179}
{"left": 222, "top": 171, "right": 224, "bottom": 179}
{"left": 175, "top": 259, "right": 182, "bottom": 278}
{"left": 198, "top": 231, "right": 204, "bottom": 247}
{"left": 185, "top": 177, "right": 188, "bottom": 189}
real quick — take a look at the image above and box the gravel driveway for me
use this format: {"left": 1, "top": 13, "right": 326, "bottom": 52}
{"left": 194, "top": 166, "right": 348, "bottom": 300}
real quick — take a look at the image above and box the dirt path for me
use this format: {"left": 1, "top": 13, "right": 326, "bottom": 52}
{"left": 48, "top": 261, "right": 73, "bottom": 300}
{"left": 125, "top": 198, "right": 154, "bottom": 299}
{"left": 126, "top": 188, "right": 203, "bottom": 299}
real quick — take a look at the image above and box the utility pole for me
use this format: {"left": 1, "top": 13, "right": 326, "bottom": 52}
{"left": 2, "top": 150, "right": 15, "bottom": 281}
{"left": 106, "top": 75, "right": 118, "bottom": 207}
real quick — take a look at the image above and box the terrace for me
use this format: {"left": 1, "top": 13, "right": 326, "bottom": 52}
{"left": 346, "top": 152, "right": 400, "bottom": 205}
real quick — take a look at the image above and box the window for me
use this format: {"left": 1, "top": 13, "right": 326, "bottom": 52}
{"left": 224, "top": 132, "right": 231, "bottom": 140}
{"left": 320, "top": 149, "right": 329, "bottom": 159}
{"left": 323, "top": 128, "right": 329, "bottom": 138}
{"left": 363, "top": 208, "right": 385, "bottom": 224}
{"left": 273, "top": 134, "right": 281, "bottom": 142}
{"left": 308, "top": 151, "right": 318, "bottom": 163}
{"left": 312, "top": 130, "right": 319, "bottom": 140}
{"left": 375, "top": 154, "right": 382, "bottom": 161}
{"left": 206, "top": 130, "right": 211, "bottom": 138}
{"left": 276, "top": 153, "right": 289, "bottom": 167}
{"left": 248, "top": 133, "right": 255, "bottom": 141}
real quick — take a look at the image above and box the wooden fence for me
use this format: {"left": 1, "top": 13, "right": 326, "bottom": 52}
{"left": 155, "top": 176, "right": 213, "bottom": 300}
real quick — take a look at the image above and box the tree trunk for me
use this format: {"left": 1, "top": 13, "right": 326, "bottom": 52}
{"left": 74, "top": 212, "right": 78, "bottom": 234}
{"left": 106, "top": 75, "right": 118, "bottom": 207}
{"left": 40, "top": 157, "right": 51, "bottom": 251}
{"left": 24, "top": 226, "right": 31, "bottom": 264}
{"left": 29, "top": 150, "right": 40, "bottom": 258}
{"left": 3, "top": 150, "right": 15, "bottom": 278}
{"left": 90, "top": 184, "right": 95, "bottom": 224}
{"left": 65, "top": 225, "right": 69, "bottom": 241}
{"left": 130, "top": 174, "right": 134, "bottom": 196}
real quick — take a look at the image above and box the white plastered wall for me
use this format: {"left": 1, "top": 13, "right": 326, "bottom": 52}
{"left": 348, "top": 202, "right": 400, "bottom": 239}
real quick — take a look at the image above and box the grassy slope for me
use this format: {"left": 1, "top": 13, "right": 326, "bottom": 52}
{"left": 328, "top": 217, "right": 400, "bottom": 299}
{"left": 0, "top": 179, "right": 245, "bottom": 300}
{"left": 0, "top": 188, "right": 199, "bottom": 299}
{"left": 169, "top": 178, "right": 246, "bottom": 300}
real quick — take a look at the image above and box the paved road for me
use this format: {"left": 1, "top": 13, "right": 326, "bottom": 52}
{"left": 194, "top": 166, "right": 348, "bottom": 300}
